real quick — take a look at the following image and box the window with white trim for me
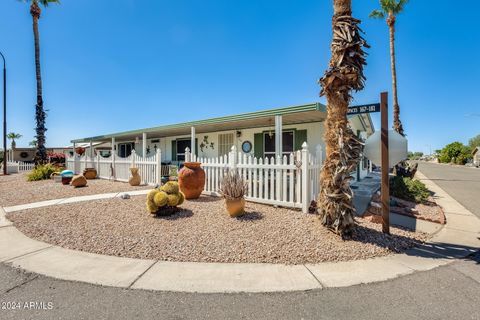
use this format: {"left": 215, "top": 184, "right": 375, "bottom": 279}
{"left": 218, "top": 133, "right": 234, "bottom": 156}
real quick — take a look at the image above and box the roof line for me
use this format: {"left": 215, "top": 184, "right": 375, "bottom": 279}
{"left": 71, "top": 102, "right": 326, "bottom": 143}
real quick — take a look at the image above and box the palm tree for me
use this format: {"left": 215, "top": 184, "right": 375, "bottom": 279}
{"left": 7, "top": 132, "right": 22, "bottom": 149}
{"left": 21, "top": 0, "right": 59, "bottom": 164}
{"left": 370, "top": 0, "right": 408, "bottom": 136}
{"left": 318, "top": 0, "right": 368, "bottom": 237}
{"left": 29, "top": 139, "right": 38, "bottom": 147}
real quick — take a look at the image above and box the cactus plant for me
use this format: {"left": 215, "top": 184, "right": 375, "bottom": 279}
{"left": 146, "top": 181, "right": 185, "bottom": 216}
{"left": 161, "top": 181, "right": 179, "bottom": 194}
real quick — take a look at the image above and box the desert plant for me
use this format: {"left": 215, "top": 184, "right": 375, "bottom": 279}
{"left": 390, "top": 176, "right": 430, "bottom": 203}
{"left": 317, "top": 0, "right": 369, "bottom": 236}
{"left": 27, "top": 163, "right": 57, "bottom": 181}
{"left": 438, "top": 142, "right": 472, "bottom": 165}
{"left": 219, "top": 171, "right": 247, "bottom": 200}
{"left": 7, "top": 132, "right": 22, "bottom": 149}
{"left": 370, "top": 0, "right": 409, "bottom": 136}
{"left": 20, "top": 0, "right": 60, "bottom": 163}
{"left": 146, "top": 181, "right": 185, "bottom": 216}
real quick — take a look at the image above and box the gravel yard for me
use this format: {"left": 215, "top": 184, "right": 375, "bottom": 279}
{"left": 0, "top": 173, "right": 150, "bottom": 207}
{"left": 7, "top": 195, "right": 429, "bottom": 264}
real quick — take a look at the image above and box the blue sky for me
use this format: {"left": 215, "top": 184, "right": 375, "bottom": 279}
{"left": 0, "top": 0, "right": 478, "bottom": 154}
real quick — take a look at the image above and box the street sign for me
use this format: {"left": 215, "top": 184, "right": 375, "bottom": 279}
{"left": 364, "top": 129, "right": 408, "bottom": 168}
{"left": 347, "top": 103, "right": 380, "bottom": 115}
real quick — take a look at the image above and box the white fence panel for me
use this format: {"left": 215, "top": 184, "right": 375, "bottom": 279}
{"left": 186, "top": 143, "right": 324, "bottom": 212}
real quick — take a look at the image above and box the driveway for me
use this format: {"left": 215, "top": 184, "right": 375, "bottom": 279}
{"left": 417, "top": 162, "right": 480, "bottom": 218}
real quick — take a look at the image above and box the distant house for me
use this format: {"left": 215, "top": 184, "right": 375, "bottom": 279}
{"left": 473, "top": 147, "right": 480, "bottom": 167}
{"left": 6, "top": 147, "right": 71, "bottom": 163}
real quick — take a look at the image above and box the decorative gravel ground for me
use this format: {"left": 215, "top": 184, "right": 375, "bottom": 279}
{"left": 0, "top": 173, "right": 150, "bottom": 207}
{"left": 7, "top": 195, "right": 429, "bottom": 264}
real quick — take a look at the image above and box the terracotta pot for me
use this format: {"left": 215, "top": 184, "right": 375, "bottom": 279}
{"left": 83, "top": 168, "right": 97, "bottom": 180}
{"left": 129, "top": 167, "right": 141, "bottom": 186}
{"left": 178, "top": 162, "right": 205, "bottom": 199}
{"left": 225, "top": 198, "right": 245, "bottom": 217}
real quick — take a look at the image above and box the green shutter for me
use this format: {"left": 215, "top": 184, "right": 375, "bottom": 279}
{"left": 195, "top": 138, "right": 198, "bottom": 156}
{"left": 295, "top": 130, "right": 307, "bottom": 151}
{"left": 254, "top": 133, "right": 263, "bottom": 159}
{"left": 171, "top": 140, "right": 177, "bottom": 161}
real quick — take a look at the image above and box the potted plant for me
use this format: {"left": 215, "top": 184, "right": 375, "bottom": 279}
{"left": 219, "top": 171, "right": 248, "bottom": 217}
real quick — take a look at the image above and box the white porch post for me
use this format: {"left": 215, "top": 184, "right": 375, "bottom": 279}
{"left": 111, "top": 137, "right": 116, "bottom": 179}
{"left": 142, "top": 132, "right": 147, "bottom": 157}
{"left": 72, "top": 142, "right": 77, "bottom": 173}
{"left": 190, "top": 126, "right": 196, "bottom": 159}
{"left": 89, "top": 140, "right": 93, "bottom": 167}
{"left": 275, "top": 115, "right": 282, "bottom": 159}
{"left": 301, "top": 142, "right": 309, "bottom": 214}
{"left": 156, "top": 148, "right": 162, "bottom": 185}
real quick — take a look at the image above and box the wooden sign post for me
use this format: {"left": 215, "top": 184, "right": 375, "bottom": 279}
{"left": 380, "top": 92, "right": 390, "bottom": 234}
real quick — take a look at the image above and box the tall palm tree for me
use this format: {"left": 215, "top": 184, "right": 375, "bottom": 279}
{"left": 22, "top": 0, "right": 59, "bottom": 164}
{"left": 370, "top": 0, "right": 408, "bottom": 136}
{"left": 318, "top": 0, "right": 368, "bottom": 237}
{"left": 7, "top": 132, "right": 22, "bottom": 149}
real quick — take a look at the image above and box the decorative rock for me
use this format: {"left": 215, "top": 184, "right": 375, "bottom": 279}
{"left": 83, "top": 168, "right": 97, "bottom": 180}
{"left": 119, "top": 193, "right": 131, "bottom": 199}
{"left": 129, "top": 167, "right": 141, "bottom": 186}
{"left": 70, "top": 175, "right": 87, "bottom": 188}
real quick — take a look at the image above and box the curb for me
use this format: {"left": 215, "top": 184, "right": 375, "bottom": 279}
{"left": 1, "top": 174, "right": 479, "bottom": 293}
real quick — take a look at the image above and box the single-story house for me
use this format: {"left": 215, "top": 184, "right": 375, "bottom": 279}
{"left": 70, "top": 102, "right": 374, "bottom": 180}
{"left": 473, "top": 147, "right": 480, "bottom": 167}
{"left": 5, "top": 147, "right": 71, "bottom": 163}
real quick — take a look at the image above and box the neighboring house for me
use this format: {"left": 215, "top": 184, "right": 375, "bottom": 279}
{"left": 6, "top": 147, "right": 71, "bottom": 162}
{"left": 71, "top": 103, "right": 374, "bottom": 178}
{"left": 473, "top": 147, "right": 480, "bottom": 167}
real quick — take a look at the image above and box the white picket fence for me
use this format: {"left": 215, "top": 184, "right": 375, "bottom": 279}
{"left": 67, "top": 149, "right": 162, "bottom": 186}
{"left": 1, "top": 161, "right": 35, "bottom": 174}
{"left": 189, "top": 142, "right": 323, "bottom": 213}
{"left": 65, "top": 143, "right": 324, "bottom": 212}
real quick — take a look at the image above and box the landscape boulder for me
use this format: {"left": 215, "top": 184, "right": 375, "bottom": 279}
{"left": 71, "top": 175, "right": 87, "bottom": 188}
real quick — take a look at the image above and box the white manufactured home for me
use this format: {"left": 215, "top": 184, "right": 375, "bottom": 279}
{"left": 67, "top": 103, "right": 374, "bottom": 212}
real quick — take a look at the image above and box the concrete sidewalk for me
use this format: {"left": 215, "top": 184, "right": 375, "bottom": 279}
{"left": 1, "top": 172, "right": 479, "bottom": 293}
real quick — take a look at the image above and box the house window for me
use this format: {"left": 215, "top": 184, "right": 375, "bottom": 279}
{"left": 118, "top": 143, "right": 134, "bottom": 158}
{"left": 218, "top": 133, "right": 234, "bottom": 156}
{"left": 264, "top": 131, "right": 294, "bottom": 159}
{"left": 176, "top": 139, "right": 191, "bottom": 161}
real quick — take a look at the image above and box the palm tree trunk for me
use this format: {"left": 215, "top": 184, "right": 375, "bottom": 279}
{"left": 388, "top": 15, "right": 404, "bottom": 136}
{"left": 31, "top": 1, "right": 47, "bottom": 164}
{"left": 318, "top": 0, "right": 367, "bottom": 237}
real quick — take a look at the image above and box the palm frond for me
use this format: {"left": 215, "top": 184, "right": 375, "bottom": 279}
{"left": 369, "top": 9, "right": 385, "bottom": 19}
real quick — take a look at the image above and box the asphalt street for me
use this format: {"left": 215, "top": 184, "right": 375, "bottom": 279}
{"left": 417, "top": 162, "right": 480, "bottom": 218}
{"left": 0, "top": 163, "right": 479, "bottom": 320}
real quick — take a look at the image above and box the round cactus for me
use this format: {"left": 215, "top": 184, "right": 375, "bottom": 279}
{"left": 161, "top": 181, "right": 179, "bottom": 195}
{"left": 147, "top": 189, "right": 159, "bottom": 203}
{"left": 154, "top": 191, "right": 168, "bottom": 207}
{"left": 177, "top": 191, "right": 185, "bottom": 206}
{"left": 167, "top": 193, "right": 180, "bottom": 206}
{"left": 146, "top": 200, "right": 158, "bottom": 214}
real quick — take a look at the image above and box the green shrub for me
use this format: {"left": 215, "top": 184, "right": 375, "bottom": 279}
{"left": 390, "top": 176, "right": 430, "bottom": 203}
{"left": 27, "top": 164, "right": 57, "bottom": 181}
{"left": 438, "top": 142, "right": 472, "bottom": 165}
